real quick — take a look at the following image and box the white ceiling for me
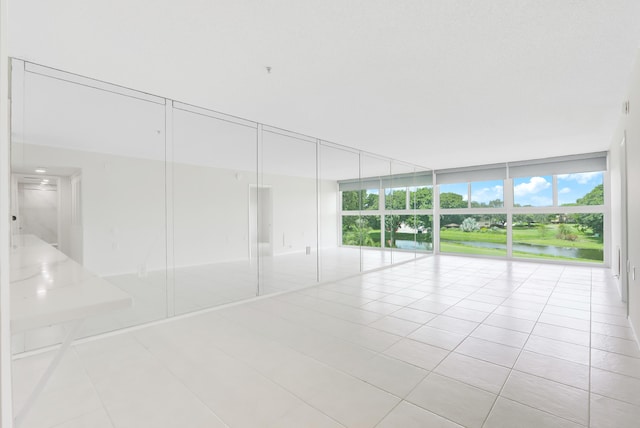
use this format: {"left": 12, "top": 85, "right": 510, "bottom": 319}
{"left": 8, "top": 0, "right": 640, "bottom": 169}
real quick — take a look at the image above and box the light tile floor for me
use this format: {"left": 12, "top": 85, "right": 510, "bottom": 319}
{"left": 12, "top": 255, "right": 640, "bottom": 427}
{"left": 12, "top": 247, "right": 419, "bottom": 354}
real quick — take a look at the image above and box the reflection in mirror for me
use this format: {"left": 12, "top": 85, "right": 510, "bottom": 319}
{"left": 359, "top": 154, "right": 391, "bottom": 271}
{"left": 8, "top": 60, "right": 434, "bottom": 356}
{"left": 260, "top": 129, "right": 318, "bottom": 294}
{"left": 172, "top": 105, "right": 258, "bottom": 314}
{"left": 10, "top": 62, "right": 167, "bottom": 353}
{"left": 319, "top": 143, "right": 361, "bottom": 281}
{"left": 389, "top": 161, "right": 419, "bottom": 264}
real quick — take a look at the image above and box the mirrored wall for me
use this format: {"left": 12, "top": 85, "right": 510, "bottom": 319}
{"left": 9, "top": 60, "right": 432, "bottom": 353}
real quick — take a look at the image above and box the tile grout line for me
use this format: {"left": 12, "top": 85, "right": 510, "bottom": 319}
{"left": 68, "top": 346, "right": 118, "bottom": 428}
{"left": 480, "top": 264, "right": 574, "bottom": 427}
{"left": 378, "top": 258, "right": 531, "bottom": 428}
{"left": 243, "top": 257, "right": 495, "bottom": 427}
{"left": 365, "top": 257, "right": 511, "bottom": 427}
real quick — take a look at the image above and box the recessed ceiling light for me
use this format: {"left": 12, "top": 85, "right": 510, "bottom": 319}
{"left": 41, "top": 179, "right": 50, "bottom": 183}
{"left": 35, "top": 168, "right": 46, "bottom": 173}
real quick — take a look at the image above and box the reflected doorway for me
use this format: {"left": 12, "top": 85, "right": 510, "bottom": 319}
{"left": 249, "top": 185, "right": 273, "bottom": 258}
{"left": 11, "top": 169, "right": 83, "bottom": 263}
{"left": 13, "top": 174, "right": 59, "bottom": 246}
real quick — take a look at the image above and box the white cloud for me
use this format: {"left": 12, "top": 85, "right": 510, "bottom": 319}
{"left": 559, "top": 187, "right": 571, "bottom": 194}
{"left": 557, "top": 172, "right": 601, "bottom": 185}
{"left": 514, "top": 177, "right": 550, "bottom": 197}
{"left": 472, "top": 185, "right": 503, "bottom": 203}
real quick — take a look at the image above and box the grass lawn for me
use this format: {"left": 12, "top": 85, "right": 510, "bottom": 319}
{"left": 512, "top": 225, "right": 602, "bottom": 249}
{"left": 440, "top": 242, "right": 506, "bottom": 256}
{"left": 511, "top": 250, "right": 602, "bottom": 263}
{"left": 441, "top": 225, "right": 602, "bottom": 250}
{"left": 440, "top": 224, "right": 603, "bottom": 262}
{"left": 440, "top": 242, "right": 601, "bottom": 263}
{"left": 346, "top": 224, "right": 603, "bottom": 263}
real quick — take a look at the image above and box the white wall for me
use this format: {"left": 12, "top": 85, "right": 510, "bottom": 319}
{"left": 17, "top": 143, "right": 339, "bottom": 277}
{"left": 609, "top": 120, "right": 627, "bottom": 301}
{"left": 18, "top": 143, "right": 170, "bottom": 276}
{"left": 625, "top": 51, "right": 640, "bottom": 337}
{"left": 610, "top": 49, "right": 640, "bottom": 337}
{"left": 57, "top": 176, "right": 72, "bottom": 258}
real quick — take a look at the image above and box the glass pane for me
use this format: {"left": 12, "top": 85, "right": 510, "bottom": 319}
{"left": 440, "top": 214, "right": 507, "bottom": 256}
{"left": 388, "top": 214, "right": 433, "bottom": 252}
{"left": 261, "top": 130, "right": 318, "bottom": 293}
{"left": 439, "top": 183, "right": 468, "bottom": 209}
{"left": 558, "top": 172, "right": 604, "bottom": 206}
{"left": 362, "top": 189, "right": 379, "bottom": 210}
{"left": 471, "top": 180, "right": 504, "bottom": 207}
{"left": 389, "top": 161, "right": 418, "bottom": 263}
{"left": 513, "top": 214, "right": 603, "bottom": 263}
{"left": 411, "top": 186, "right": 433, "bottom": 209}
{"left": 172, "top": 107, "right": 258, "bottom": 314}
{"left": 385, "top": 188, "right": 407, "bottom": 210}
{"left": 11, "top": 66, "right": 167, "bottom": 352}
{"left": 343, "top": 215, "right": 381, "bottom": 248}
{"left": 360, "top": 155, "right": 390, "bottom": 271}
{"left": 342, "top": 190, "right": 362, "bottom": 211}
{"left": 320, "top": 144, "right": 361, "bottom": 281}
{"left": 513, "top": 176, "right": 553, "bottom": 207}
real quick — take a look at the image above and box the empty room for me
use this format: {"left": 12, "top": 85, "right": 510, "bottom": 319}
{"left": 1, "top": 1, "right": 640, "bottom": 427}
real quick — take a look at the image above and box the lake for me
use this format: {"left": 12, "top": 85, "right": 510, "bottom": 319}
{"left": 443, "top": 240, "right": 603, "bottom": 261}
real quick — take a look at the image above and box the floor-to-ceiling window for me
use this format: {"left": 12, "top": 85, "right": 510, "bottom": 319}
{"left": 511, "top": 170, "right": 605, "bottom": 263}
{"left": 339, "top": 156, "right": 607, "bottom": 264}
{"left": 438, "top": 176, "right": 507, "bottom": 257}
{"left": 338, "top": 169, "right": 434, "bottom": 259}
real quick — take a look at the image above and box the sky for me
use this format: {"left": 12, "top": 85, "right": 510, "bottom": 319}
{"left": 556, "top": 171, "right": 603, "bottom": 205}
{"left": 513, "top": 172, "right": 602, "bottom": 206}
{"left": 438, "top": 172, "right": 603, "bottom": 207}
{"left": 440, "top": 181, "right": 504, "bottom": 205}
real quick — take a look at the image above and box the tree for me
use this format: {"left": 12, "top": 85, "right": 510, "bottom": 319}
{"left": 343, "top": 217, "right": 375, "bottom": 246}
{"left": 386, "top": 189, "right": 407, "bottom": 210}
{"left": 439, "top": 192, "right": 467, "bottom": 209}
{"left": 341, "top": 190, "right": 379, "bottom": 211}
{"left": 556, "top": 223, "right": 577, "bottom": 241}
{"left": 363, "top": 192, "right": 379, "bottom": 210}
{"left": 470, "top": 199, "right": 503, "bottom": 208}
{"left": 342, "top": 215, "right": 357, "bottom": 234}
{"left": 488, "top": 199, "right": 503, "bottom": 208}
{"left": 577, "top": 184, "right": 604, "bottom": 205}
{"left": 385, "top": 215, "right": 402, "bottom": 247}
{"left": 574, "top": 184, "right": 604, "bottom": 236}
{"left": 342, "top": 191, "right": 360, "bottom": 211}
{"left": 411, "top": 187, "right": 433, "bottom": 209}
{"left": 403, "top": 215, "right": 424, "bottom": 230}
